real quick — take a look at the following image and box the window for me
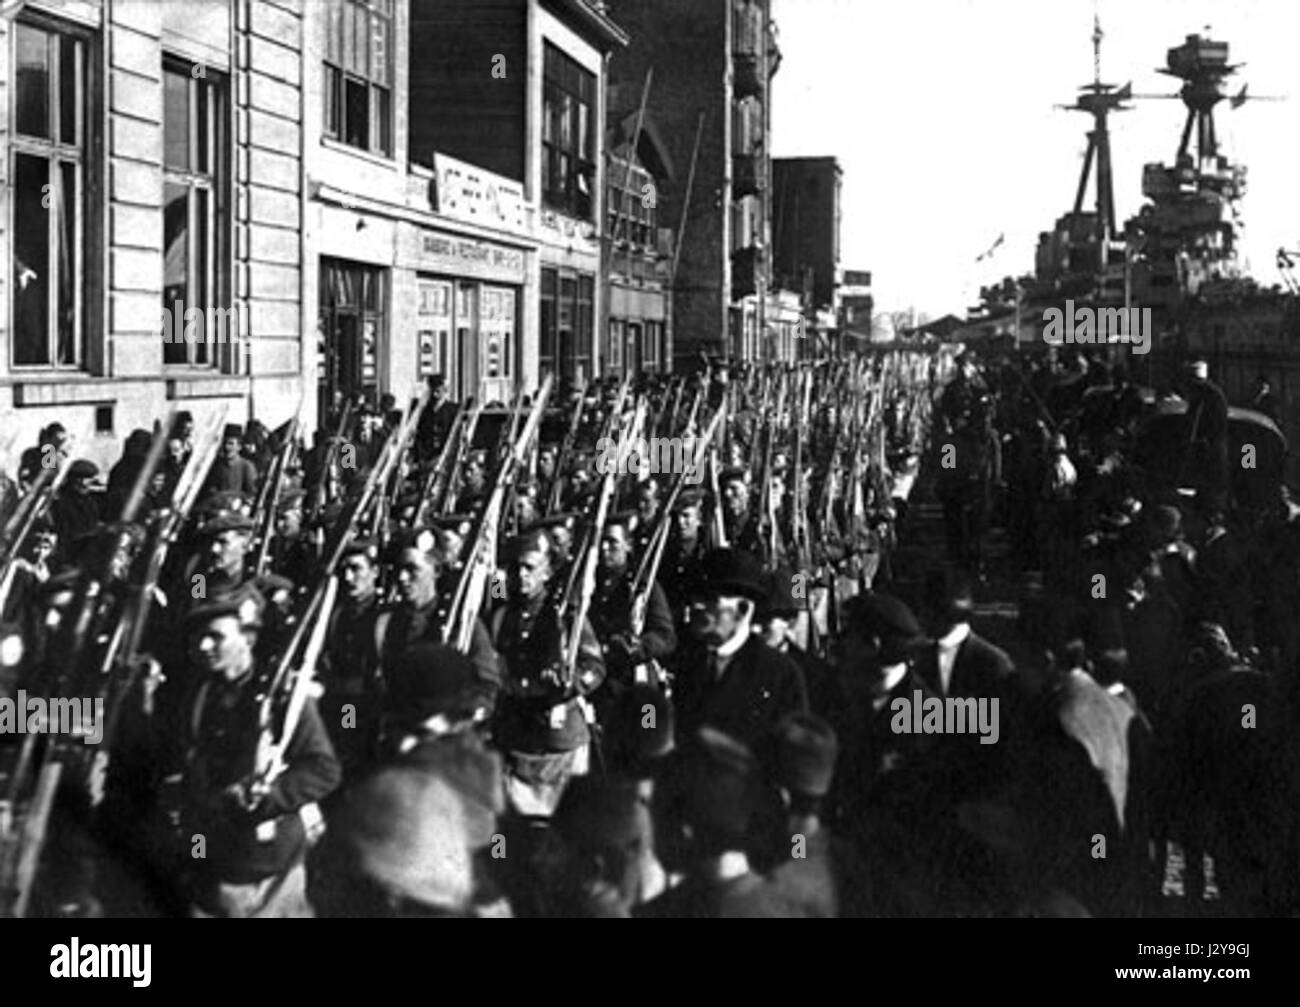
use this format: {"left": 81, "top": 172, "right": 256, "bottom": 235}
{"left": 10, "top": 17, "right": 88, "bottom": 369}
{"left": 540, "top": 267, "right": 594, "bottom": 383}
{"left": 606, "top": 160, "right": 656, "bottom": 251}
{"left": 542, "top": 42, "right": 595, "bottom": 221}
{"left": 163, "top": 57, "right": 229, "bottom": 367}
{"left": 644, "top": 320, "right": 662, "bottom": 373}
{"left": 324, "top": 0, "right": 393, "bottom": 156}
{"left": 318, "top": 259, "right": 385, "bottom": 426}
{"left": 607, "top": 318, "right": 624, "bottom": 375}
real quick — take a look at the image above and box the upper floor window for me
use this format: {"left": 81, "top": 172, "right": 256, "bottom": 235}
{"left": 542, "top": 42, "right": 595, "bottom": 221}
{"left": 163, "top": 57, "right": 230, "bottom": 368}
{"left": 324, "top": 0, "right": 393, "bottom": 157}
{"left": 10, "top": 17, "right": 88, "bottom": 369}
{"left": 606, "top": 160, "right": 656, "bottom": 250}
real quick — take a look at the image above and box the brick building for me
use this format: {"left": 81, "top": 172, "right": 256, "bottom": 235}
{"left": 607, "top": 0, "right": 791, "bottom": 369}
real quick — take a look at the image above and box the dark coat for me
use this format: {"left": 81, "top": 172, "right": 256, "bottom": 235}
{"left": 176, "top": 672, "right": 341, "bottom": 884}
{"left": 489, "top": 595, "right": 606, "bottom": 753}
{"left": 671, "top": 633, "right": 808, "bottom": 750}
{"left": 915, "top": 628, "right": 1016, "bottom": 700}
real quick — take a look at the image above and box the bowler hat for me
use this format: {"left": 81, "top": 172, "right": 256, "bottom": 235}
{"left": 698, "top": 548, "right": 766, "bottom": 602}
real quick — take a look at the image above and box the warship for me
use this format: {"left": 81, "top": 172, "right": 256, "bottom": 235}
{"left": 968, "top": 22, "right": 1300, "bottom": 446}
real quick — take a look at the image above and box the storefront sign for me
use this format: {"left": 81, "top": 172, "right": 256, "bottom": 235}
{"left": 420, "top": 233, "right": 526, "bottom": 282}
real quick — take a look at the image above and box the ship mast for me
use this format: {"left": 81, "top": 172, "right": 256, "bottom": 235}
{"left": 1062, "top": 14, "right": 1132, "bottom": 276}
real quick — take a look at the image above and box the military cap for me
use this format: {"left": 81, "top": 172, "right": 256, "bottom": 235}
{"left": 464, "top": 448, "right": 488, "bottom": 465}
{"left": 773, "top": 713, "right": 840, "bottom": 799}
{"left": 199, "top": 490, "right": 252, "bottom": 516}
{"left": 340, "top": 535, "right": 381, "bottom": 562}
{"left": 276, "top": 486, "right": 307, "bottom": 513}
{"left": 696, "top": 547, "right": 767, "bottom": 602}
{"left": 198, "top": 509, "right": 255, "bottom": 535}
{"left": 67, "top": 459, "right": 99, "bottom": 481}
{"left": 604, "top": 510, "right": 639, "bottom": 534}
{"left": 529, "top": 512, "right": 577, "bottom": 532}
{"left": 507, "top": 527, "right": 554, "bottom": 560}
{"left": 843, "top": 592, "right": 926, "bottom": 650}
{"left": 336, "top": 768, "right": 476, "bottom": 913}
{"left": 672, "top": 488, "right": 706, "bottom": 512}
{"left": 186, "top": 581, "right": 265, "bottom": 629}
{"left": 222, "top": 423, "right": 245, "bottom": 441}
{"left": 719, "top": 466, "right": 750, "bottom": 486}
{"left": 389, "top": 642, "right": 485, "bottom": 722}
{"left": 387, "top": 526, "right": 438, "bottom": 559}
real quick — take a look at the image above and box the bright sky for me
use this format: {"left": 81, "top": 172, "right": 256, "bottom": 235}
{"left": 770, "top": 0, "right": 1300, "bottom": 318}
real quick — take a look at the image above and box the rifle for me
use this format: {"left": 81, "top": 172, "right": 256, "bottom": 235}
{"left": 251, "top": 407, "right": 303, "bottom": 577}
{"left": 444, "top": 376, "right": 554, "bottom": 652}
{"left": 413, "top": 401, "right": 468, "bottom": 528}
{"left": 441, "top": 392, "right": 486, "bottom": 517}
{"left": 252, "top": 575, "right": 338, "bottom": 796}
{"left": 307, "top": 398, "right": 354, "bottom": 524}
{"left": 546, "top": 379, "right": 587, "bottom": 515}
{"left": 0, "top": 458, "right": 72, "bottom": 617}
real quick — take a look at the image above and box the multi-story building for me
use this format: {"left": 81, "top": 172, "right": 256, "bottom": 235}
{"left": 608, "top": 0, "right": 783, "bottom": 370}
{"left": 772, "top": 155, "right": 842, "bottom": 355}
{"left": 307, "top": 0, "right": 627, "bottom": 426}
{"left": 1, "top": 0, "right": 306, "bottom": 468}
{"left": 603, "top": 109, "right": 673, "bottom": 377}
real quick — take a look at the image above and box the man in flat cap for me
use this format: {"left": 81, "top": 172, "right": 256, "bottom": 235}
{"left": 766, "top": 712, "right": 866, "bottom": 917}
{"left": 637, "top": 727, "right": 789, "bottom": 918}
{"left": 51, "top": 459, "right": 103, "bottom": 547}
{"left": 164, "top": 583, "right": 341, "bottom": 917}
{"left": 670, "top": 548, "right": 808, "bottom": 750}
{"left": 204, "top": 423, "right": 260, "bottom": 499}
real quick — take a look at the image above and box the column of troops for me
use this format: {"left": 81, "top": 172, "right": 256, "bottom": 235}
{"left": 2, "top": 344, "right": 1296, "bottom": 918}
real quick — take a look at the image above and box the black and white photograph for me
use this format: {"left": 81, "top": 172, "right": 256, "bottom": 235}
{"left": 0, "top": 0, "right": 1291, "bottom": 963}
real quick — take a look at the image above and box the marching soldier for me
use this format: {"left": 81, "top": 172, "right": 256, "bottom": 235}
{"left": 661, "top": 488, "right": 708, "bottom": 623}
{"left": 376, "top": 529, "right": 502, "bottom": 724}
{"left": 489, "top": 529, "right": 605, "bottom": 817}
{"left": 167, "top": 583, "right": 341, "bottom": 917}
{"left": 319, "top": 537, "right": 385, "bottom": 783}
{"left": 588, "top": 513, "right": 677, "bottom": 734}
